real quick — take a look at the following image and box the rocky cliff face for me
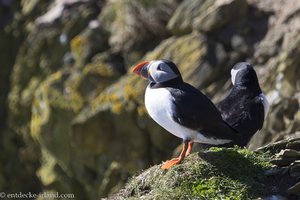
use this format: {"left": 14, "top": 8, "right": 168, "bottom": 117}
{"left": 0, "top": 0, "right": 299, "bottom": 199}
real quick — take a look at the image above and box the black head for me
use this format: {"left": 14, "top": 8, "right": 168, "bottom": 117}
{"left": 133, "top": 59, "right": 182, "bottom": 83}
{"left": 231, "top": 62, "right": 261, "bottom": 89}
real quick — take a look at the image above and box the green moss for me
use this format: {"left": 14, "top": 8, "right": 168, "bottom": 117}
{"left": 191, "top": 177, "right": 247, "bottom": 199}
{"left": 115, "top": 147, "right": 272, "bottom": 200}
{"left": 187, "top": 147, "right": 272, "bottom": 199}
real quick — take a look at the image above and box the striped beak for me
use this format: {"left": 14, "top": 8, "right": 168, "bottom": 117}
{"left": 133, "top": 61, "right": 150, "bottom": 79}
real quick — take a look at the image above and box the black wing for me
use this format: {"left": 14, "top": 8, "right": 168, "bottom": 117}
{"left": 169, "top": 83, "right": 238, "bottom": 141}
{"left": 218, "top": 87, "right": 265, "bottom": 145}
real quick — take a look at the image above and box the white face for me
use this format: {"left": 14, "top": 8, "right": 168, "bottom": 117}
{"left": 148, "top": 60, "right": 178, "bottom": 83}
{"left": 231, "top": 68, "right": 242, "bottom": 85}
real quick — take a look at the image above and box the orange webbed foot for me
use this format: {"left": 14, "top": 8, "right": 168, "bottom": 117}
{"left": 161, "top": 141, "right": 190, "bottom": 170}
{"left": 161, "top": 158, "right": 181, "bottom": 170}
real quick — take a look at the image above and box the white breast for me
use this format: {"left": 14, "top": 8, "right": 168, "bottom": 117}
{"left": 144, "top": 86, "right": 231, "bottom": 144}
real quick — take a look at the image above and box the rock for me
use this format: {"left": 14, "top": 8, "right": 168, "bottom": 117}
{"left": 249, "top": 0, "right": 300, "bottom": 149}
{"left": 287, "top": 140, "right": 300, "bottom": 151}
{"left": 168, "top": 0, "right": 248, "bottom": 34}
{"left": 0, "top": 0, "right": 52, "bottom": 195}
{"left": 277, "top": 35, "right": 300, "bottom": 98}
{"left": 167, "top": 0, "right": 206, "bottom": 35}
{"left": 259, "top": 141, "right": 300, "bottom": 168}
{"left": 264, "top": 167, "right": 288, "bottom": 176}
{"left": 76, "top": 55, "right": 124, "bottom": 102}
{"left": 277, "top": 149, "right": 300, "bottom": 158}
{"left": 31, "top": 56, "right": 123, "bottom": 198}
{"left": 270, "top": 158, "right": 296, "bottom": 167}
{"left": 8, "top": 0, "right": 102, "bottom": 138}
{"left": 99, "top": 0, "right": 178, "bottom": 65}
{"left": 70, "top": 20, "right": 110, "bottom": 68}
{"left": 109, "top": 138, "right": 300, "bottom": 199}
{"left": 99, "top": 161, "right": 124, "bottom": 196}
{"left": 290, "top": 163, "right": 300, "bottom": 177}
{"left": 193, "top": 0, "right": 248, "bottom": 33}
{"left": 35, "top": 0, "right": 100, "bottom": 27}
{"left": 4, "top": 7, "right": 105, "bottom": 196}
{"left": 287, "top": 182, "right": 300, "bottom": 196}
{"left": 0, "top": 3, "right": 21, "bottom": 129}
{"left": 109, "top": 146, "right": 295, "bottom": 199}
{"left": 231, "top": 35, "right": 249, "bottom": 55}
{"left": 258, "top": 138, "right": 300, "bottom": 197}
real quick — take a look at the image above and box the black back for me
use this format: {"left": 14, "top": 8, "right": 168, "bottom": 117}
{"left": 218, "top": 63, "right": 265, "bottom": 146}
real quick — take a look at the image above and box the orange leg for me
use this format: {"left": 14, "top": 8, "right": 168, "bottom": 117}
{"left": 161, "top": 142, "right": 188, "bottom": 170}
{"left": 185, "top": 141, "right": 194, "bottom": 156}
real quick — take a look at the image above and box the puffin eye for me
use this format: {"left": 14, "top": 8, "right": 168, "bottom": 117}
{"left": 157, "top": 65, "right": 162, "bottom": 71}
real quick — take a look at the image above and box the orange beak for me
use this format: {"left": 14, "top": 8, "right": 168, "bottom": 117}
{"left": 132, "top": 61, "right": 149, "bottom": 76}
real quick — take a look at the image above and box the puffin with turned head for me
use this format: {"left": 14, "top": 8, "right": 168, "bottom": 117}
{"left": 218, "top": 62, "right": 269, "bottom": 146}
{"left": 133, "top": 59, "right": 238, "bottom": 169}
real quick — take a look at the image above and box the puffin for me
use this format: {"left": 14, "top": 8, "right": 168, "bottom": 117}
{"left": 218, "top": 62, "right": 269, "bottom": 146}
{"left": 133, "top": 59, "right": 238, "bottom": 169}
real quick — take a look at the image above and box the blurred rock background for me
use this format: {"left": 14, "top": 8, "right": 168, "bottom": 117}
{"left": 0, "top": 0, "right": 299, "bottom": 199}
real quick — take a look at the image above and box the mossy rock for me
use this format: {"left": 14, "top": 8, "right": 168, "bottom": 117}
{"left": 250, "top": 34, "right": 300, "bottom": 148}
{"left": 99, "top": 0, "right": 178, "bottom": 65}
{"left": 110, "top": 146, "right": 296, "bottom": 199}
{"left": 78, "top": 58, "right": 124, "bottom": 102}
{"left": 277, "top": 35, "right": 300, "bottom": 97}
{"left": 31, "top": 70, "right": 78, "bottom": 167}
{"left": 0, "top": 0, "right": 59, "bottom": 195}
{"left": 31, "top": 60, "right": 122, "bottom": 198}
{"left": 8, "top": 0, "right": 101, "bottom": 138}
{"left": 167, "top": 0, "right": 210, "bottom": 35}
{"left": 30, "top": 62, "right": 121, "bottom": 154}
{"left": 168, "top": 0, "right": 248, "bottom": 35}
{"left": 70, "top": 21, "right": 110, "bottom": 68}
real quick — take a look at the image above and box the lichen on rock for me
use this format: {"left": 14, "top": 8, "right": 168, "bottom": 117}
{"left": 30, "top": 56, "right": 124, "bottom": 198}
{"left": 167, "top": 0, "right": 248, "bottom": 35}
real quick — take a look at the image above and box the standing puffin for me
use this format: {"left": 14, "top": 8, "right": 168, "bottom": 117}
{"left": 133, "top": 59, "right": 238, "bottom": 169}
{"left": 218, "top": 62, "right": 269, "bottom": 146}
